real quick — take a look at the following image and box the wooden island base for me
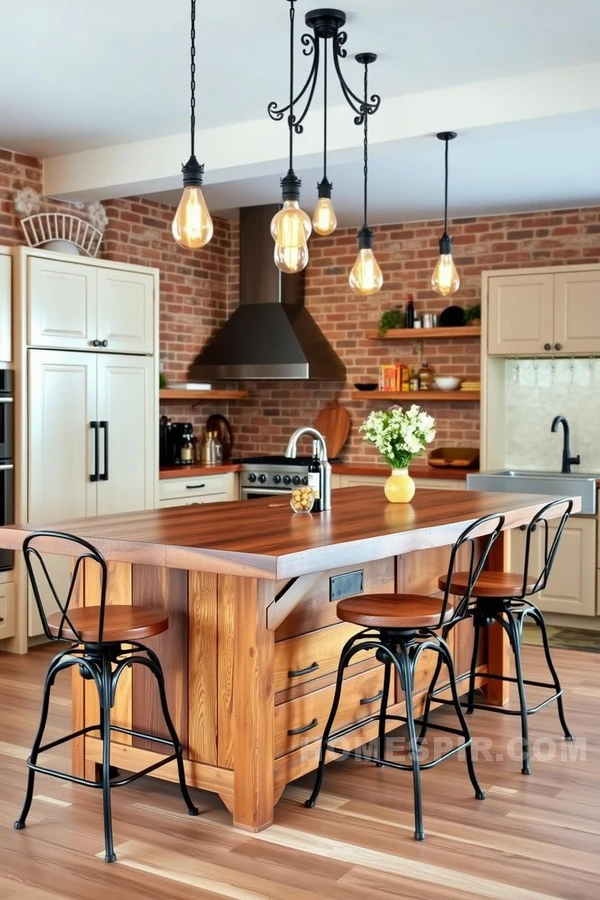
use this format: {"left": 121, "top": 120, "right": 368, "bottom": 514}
{"left": 0, "top": 487, "right": 572, "bottom": 832}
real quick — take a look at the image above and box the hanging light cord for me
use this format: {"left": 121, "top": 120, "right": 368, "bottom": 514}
{"left": 288, "top": 0, "right": 296, "bottom": 172}
{"left": 322, "top": 42, "right": 328, "bottom": 179}
{"left": 362, "top": 62, "right": 369, "bottom": 228}
{"left": 443, "top": 136, "right": 449, "bottom": 235}
{"left": 189, "top": 0, "right": 196, "bottom": 157}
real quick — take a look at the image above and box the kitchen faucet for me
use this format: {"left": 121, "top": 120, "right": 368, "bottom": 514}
{"left": 285, "top": 427, "right": 332, "bottom": 510}
{"left": 550, "top": 416, "right": 580, "bottom": 474}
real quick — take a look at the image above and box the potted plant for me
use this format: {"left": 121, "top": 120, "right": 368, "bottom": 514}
{"left": 464, "top": 304, "right": 481, "bottom": 327}
{"left": 359, "top": 404, "right": 436, "bottom": 503}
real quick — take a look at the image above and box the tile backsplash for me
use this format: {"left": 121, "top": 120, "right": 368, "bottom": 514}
{"left": 505, "top": 358, "right": 600, "bottom": 471}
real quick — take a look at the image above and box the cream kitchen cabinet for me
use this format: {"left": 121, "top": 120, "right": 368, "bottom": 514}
{"left": 27, "top": 255, "right": 154, "bottom": 354}
{"left": 338, "top": 473, "right": 464, "bottom": 490}
{"left": 0, "top": 581, "right": 16, "bottom": 640}
{"left": 509, "top": 516, "right": 597, "bottom": 617}
{"left": 158, "top": 472, "right": 237, "bottom": 507}
{"left": 0, "top": 249, "right": 11, "bottom": 362}
{"left": 27, "top": 349, "right": 156, "bottom": 635}
{"left": 488, "top": 268, "right": 600, "bottom": 356}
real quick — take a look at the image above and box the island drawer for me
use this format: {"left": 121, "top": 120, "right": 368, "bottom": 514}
{"left": 159, "top": 473, "right": 229, "bottom": 501}
{"left": 274, "top": 622, "right": 374, "bottom": 694}
{"left": 0, "top": 581, "right": 16, "bottom": 641}
{"left": 159, "top": 494, "right": 227, "bottom": 508}
{"left": 274, "top": 666, "right": 385, "bottom": 757}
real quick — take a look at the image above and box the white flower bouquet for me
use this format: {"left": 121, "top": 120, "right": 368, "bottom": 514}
{"left": 359, "top": 404, "right": 436, "bottom": 469}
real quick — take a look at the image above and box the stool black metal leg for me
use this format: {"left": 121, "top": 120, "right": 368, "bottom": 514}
{"left": 100, "top": 653, "right": 116, "bottom": 863}
{"left": 503, "top": 612, "right": 531, "bottom": 775}
{"left": 377, "top": 661, "right": 392, "bottom": 766}
{"left": 436, "top": 637, "right": 486, "bottom": 801}
{"left": 418, "top": 623, "right": 455, "bottom": 746}
{"left": 141, "top": 649, "right": 198, "bottom": 816}
{"left": 529, "top": 605, "right": 574, "bottom": 742}
{"left": 14, "top": 658, "right": 60, "bottom": 830}
{"left": 466, "top": 616, "right": 481, "bottom": 715}
{"left": 395, "top": 646, "right": 424, "bottom": 841}
{"left": 305, "top": 640, "right": 355, "bottom": 809}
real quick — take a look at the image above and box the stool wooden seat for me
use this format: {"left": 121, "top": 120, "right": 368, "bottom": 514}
{"left": 438, "top": 570, "right": 537, "bottom": 598}
{"left": 47, "top": 606, "right": 169, "bottom": 643}
{"left": 337, "top": 594, "right": 454, "bottom": 629}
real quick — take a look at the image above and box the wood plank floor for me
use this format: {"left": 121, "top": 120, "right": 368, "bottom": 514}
{"left": 0, "top": 644, "right": 598, "bottom": 899}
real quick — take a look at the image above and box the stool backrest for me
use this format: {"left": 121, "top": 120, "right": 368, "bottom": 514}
{"left": 519, "top": 498, "right": 573, "bottom": 598}
{"left": 23, "top": 531, "right": 108, "bottom": 644}
{"left": 438, "top": 512, "right": 506, "bottom": 628}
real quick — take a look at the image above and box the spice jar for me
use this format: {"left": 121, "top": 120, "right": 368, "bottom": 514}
{"left": 418, "top": 362, "right": 433, "bottom": 391}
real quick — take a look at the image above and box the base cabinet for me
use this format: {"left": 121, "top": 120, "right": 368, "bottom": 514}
{"left": 158, "top": 473, "right": 237, "bottom": 507}
{"left": 509, "top": 517, "right": 597, "bottom": 616}
{"left": 0, "top": 582, "right": 16, "bottom": 640}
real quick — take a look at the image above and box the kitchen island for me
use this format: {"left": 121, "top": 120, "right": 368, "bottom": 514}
{"left": 0, "top": 487, "right": 577, "bottom": 832}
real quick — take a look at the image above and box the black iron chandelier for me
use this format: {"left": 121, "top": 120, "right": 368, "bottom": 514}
{"left": 268, "top": 1, "right": 381, "bottom": 274}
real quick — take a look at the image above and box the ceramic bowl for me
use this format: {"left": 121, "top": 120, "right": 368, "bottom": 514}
{"left": 434, "top": 376, "right": 461, "bottom": 392}
{"left": 354, "top": 383, "right": 378, "bottom": 391}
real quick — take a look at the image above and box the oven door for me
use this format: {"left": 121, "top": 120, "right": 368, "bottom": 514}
{"left": 0, "top": 463, "right": 14, "bottom": 571}
{"left": 0, "top": 394, "right": 13, "bottom": 462}
{"left": 241, "top": 486, "right": 289, "bottom": 501}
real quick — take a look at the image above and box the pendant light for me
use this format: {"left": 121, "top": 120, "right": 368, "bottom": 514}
{"left": 312, "top": 47, "right": 337, "bottom": 236}
{"left": 172, "top": 0, "right": 214, "bottom": 250}
{"left": 270, "top": 0, "right": 312, "bottom": 274}
{"left": 349, "top": 54, "right": 383, "bottom": 297}
{"left": 431, "top": 131, "right": 459, "bottom": 296}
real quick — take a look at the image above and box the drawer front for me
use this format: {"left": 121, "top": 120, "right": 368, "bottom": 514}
{"left": 275, "top": 622, "right": 374, "bottom": 694}
{"left": 159, "top": 474, "right": 228, "bottom": 501}
{"left": 274, "top": 666, "right": 385, "bottom": 757}
{"left": 159, "top": 494, "right": 226, "bottom": 508}
{"left": 0, "top": 582, "right": 16, "bottom": 640}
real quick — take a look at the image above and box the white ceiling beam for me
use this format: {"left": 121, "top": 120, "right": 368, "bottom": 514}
{"left": 43, "top": 62, "right": 600, "bottom": 202}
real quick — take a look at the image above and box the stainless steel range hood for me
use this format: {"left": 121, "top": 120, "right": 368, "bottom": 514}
{"left": 188, "top": 205, "right": 346, "bottom": 381}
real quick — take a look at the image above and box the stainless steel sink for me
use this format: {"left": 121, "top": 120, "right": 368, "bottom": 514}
{"left": 466, "top": 470, "right": 599, "bottom": 515}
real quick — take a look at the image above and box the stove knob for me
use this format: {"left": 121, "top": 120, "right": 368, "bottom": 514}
{"left": 292, "top": 475, "right": 301, "bottom": 485}
{"left": 302, "top": 476, "right": 309, "bottom": 485}
{"left": 273, "top": 475, "right": 282, "bottom": 484}
{"left": 283, "top": 475, "right": 292, "bottom": 485}
{"left": 247, "top": 473, "right": 257, "bottom": 483}
{"left": 258, "top": 474, "right": 267, "bottom": 484}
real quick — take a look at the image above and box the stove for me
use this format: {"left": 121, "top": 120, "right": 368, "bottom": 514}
{"left": 239, "top": 455, "right": 314, "bottom": 498}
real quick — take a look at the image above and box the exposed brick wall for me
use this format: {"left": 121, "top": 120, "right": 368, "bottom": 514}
{"left": 4, "top": 146, "right": 600, "bottom": 464}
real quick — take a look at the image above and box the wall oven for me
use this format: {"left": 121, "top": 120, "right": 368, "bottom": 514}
{"left": 0, "top": 370, "right": 14, "bottom": 571}
{"left": 239, "top": 456, "right": 311, "bottom": 501}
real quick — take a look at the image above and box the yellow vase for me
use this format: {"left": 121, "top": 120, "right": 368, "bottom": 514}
{"left": 384, "top": 467, "right": 415, "bottom": 503}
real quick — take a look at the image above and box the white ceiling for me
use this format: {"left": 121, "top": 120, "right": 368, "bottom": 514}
{"left": 3, "top": 0, "right": 600, "bottom": 225}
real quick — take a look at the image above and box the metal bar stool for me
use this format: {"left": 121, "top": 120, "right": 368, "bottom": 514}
{"left": 14, "top": 531, "right": 198, "bottom": 862}
{"left": 305, "top": 512, "right": 505, "bottom": 840}
{"left": 424, "top": 498, "right": 574, "bottom": 775}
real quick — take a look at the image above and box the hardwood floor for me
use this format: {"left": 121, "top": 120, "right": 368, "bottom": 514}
{"left": 0, "top": 643, "right": 598, "bottom": 899}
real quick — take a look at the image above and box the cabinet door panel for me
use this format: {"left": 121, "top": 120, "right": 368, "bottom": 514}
{"left": 28, "top": 257, "right": 97, "bottom": 349}
{"left": 28, "top": 350, "right": 97, "bottom": 634}
{"left": 509, "top": 518, "right": 596, "bottom": 616}
{"left": 488, "top": 274, "right": 554, "bottom": 355}
{"left": 0, "top": 254, "right": 11, "bottom": 362}
{"left": 554, "top": 271, "right": 600, "bottom": 354}
{"left": 96, "top": 355, "right": 155, "bottom": 515}
{"left": 96, "top": 269, "right": 154, "bottom": 354}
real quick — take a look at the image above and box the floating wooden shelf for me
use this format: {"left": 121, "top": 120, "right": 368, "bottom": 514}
{"left": 351, "top": 390, "right": 480, "bottom": 402}
{"left": 159, "top": 389, "right": 248, "bottom": 401}
{"left": 366, "top": 326, "right": 481, "bottom": 340}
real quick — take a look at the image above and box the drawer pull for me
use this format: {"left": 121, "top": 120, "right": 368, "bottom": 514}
{"left": 288, "top": 661, "right": 319, "bottom": 679}
{"left": 287, "top": 718, "right": 319, "bottom": 736}
{"left": 186, "top": 484, "right": 206, "bottom": 490}
{"left": 360, "top": 689, "right": 384, "bottom": 706}
{"left": 0, "top": 617, "right": 4, "bottom": 623}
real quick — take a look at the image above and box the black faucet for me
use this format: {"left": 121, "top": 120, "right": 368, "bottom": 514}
{"left": 551, "top": 416, "right": 580, "bottom": 474}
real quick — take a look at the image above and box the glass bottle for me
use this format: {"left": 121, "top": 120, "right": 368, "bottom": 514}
{"left": 180, "top": 425, "right": 194, "bottom": 465}
{"left": 405, "top": 296, "right": 415, "bottom": 328}
{"left": 418, "top": 362, "right": 434, "bottom": 391}
{"left": 307, "top": 440, "right": 323, "bottom": 513}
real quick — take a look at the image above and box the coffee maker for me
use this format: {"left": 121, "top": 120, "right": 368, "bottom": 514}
{"left": 159, "top": 418, "right": 194, "bottom": 466}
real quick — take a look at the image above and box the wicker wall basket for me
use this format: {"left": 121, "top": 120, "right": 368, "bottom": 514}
{"left": 20, "top": 213, "right": 103, "bottom": 257}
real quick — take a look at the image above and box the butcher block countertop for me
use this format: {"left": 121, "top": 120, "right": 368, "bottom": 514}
{"left": 0, "top": 488, "right": 577, "bottom": 581}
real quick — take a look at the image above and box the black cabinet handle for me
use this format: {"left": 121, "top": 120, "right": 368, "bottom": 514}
{"left": 554, "top": 343, "right": 562, "bottom": 351}
{"left": 92, "top": 339, "right": 101, "bottom": 347}
{"left": 287, "top": 718, "right": 319, "bottom": 736}
{"left": 0, "top": 617, "right": 4, "bottom": 623}
{"left": 360, "top": 689, "right": 384, "bottom": 706}
{"left": 543, "top": 343, "right": 552, "bottom": 351}
{"left": 90, "top": 421, "right": 99, "bottom": 482}
{"left": 288, "top": 661, "right": 319, "bottom": 679}
{"left": 186, "top": 484, "right": 206, "bottom": 490}
{"left": 99, "top": 421, "right": 109, "bottom": 481}
{"left": 101, "top": 339, "right": 108, "bottom": 347}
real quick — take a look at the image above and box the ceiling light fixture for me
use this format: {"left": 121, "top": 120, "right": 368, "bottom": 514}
{"left": 172, "top": 0, "right": 214, "bottom": 250}
{"left": 268, "top": 2, "right": 381, "bottom": 269}
{"left": 431, "top": 131, "right": 459, "bottom": 296}
{"left": 349, "top": 54, "right": 383, "bottom": 296}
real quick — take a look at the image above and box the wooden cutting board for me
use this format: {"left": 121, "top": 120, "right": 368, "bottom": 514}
{"left": 314, "top": 396, "right": 351, "bottom": 458}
